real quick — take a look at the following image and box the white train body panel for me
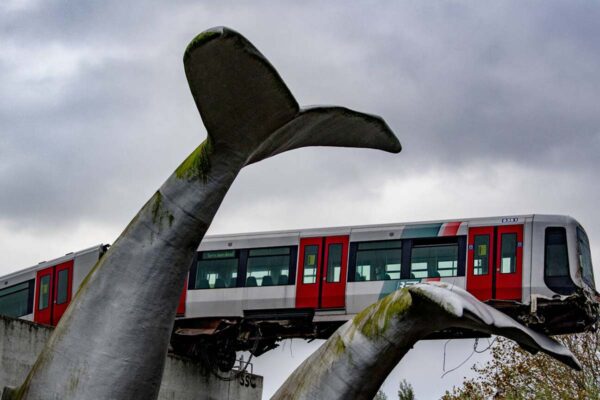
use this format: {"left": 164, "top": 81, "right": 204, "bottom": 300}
{"left": 0, "top": 245, "right": 105, "bottom": 324}
{"left": 0, "top": 215, "right": 596, "bottom": 336}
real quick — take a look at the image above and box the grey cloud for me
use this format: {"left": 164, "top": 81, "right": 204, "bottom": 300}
{"left": 1, "top": 1, "right": 598, "bottom": 269}
{"left": 1, "top": 3, "right": 598, "bottom": 397}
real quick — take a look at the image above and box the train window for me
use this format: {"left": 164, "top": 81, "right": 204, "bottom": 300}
{"left": 545, "top": 227, "right": 575, "bottom": 295}
{"left": 0, "top": 280, "right": 34, "bottom": 318}
{"left": 39, "top": 275, "right": 50, "bottom": 310}
{"left": 545, "top": 228, "right": 569, "bottom": 278}
{"left": 326, "top": 244, "right": 343, "bottom": 283}
{"left": 410, "top": 243, "right": 458, "bottom": 278}
{"left": 247, "top": 247, "right": 292, "bottom": 286}
{"left": 473, "top": 235, "right": 490, "bottom": 275}
{"left": 303, "top": 245, "right": 319, "bottom": 284}
{"left": 577, "top": 227, "right": 595, "bottom": 289}
{"left": 195, "top": 250, "right": 239, "bottom": 289}
{"left": 500, "top": 233, "right": 517, "bottom": 274}
{"left": 56, "top": 269, "right": 69, "bottom": 305}
{"left": 355, "top": 240, "right": 402, "bottom": 281}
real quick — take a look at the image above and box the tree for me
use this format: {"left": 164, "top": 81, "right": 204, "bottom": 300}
{"left": 398, "top": 379, "right": 415, "bottom": 400}
{"left": 442, "top": 330, "right": 600, "bottom": 399}
{"left": 374, "top": 390, "right": 388, "bottom": 400}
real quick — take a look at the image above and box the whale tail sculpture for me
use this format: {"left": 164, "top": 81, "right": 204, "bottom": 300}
{"left": 181, "top": 26, "right": 400, "bottom": 175}
{"left": 272, "top": 282, "right": 581, "bottom": 400}
{"left": 8, "top": 27, "right": 400, "bottom": 400}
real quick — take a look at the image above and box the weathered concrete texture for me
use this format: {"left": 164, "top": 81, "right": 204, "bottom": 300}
{"left": 0, "top": 316, "right": 262, "bottom": 400}
{"left": 18, "top": 26, "right": 400, "bottom": 400}
{"left": 273, "top": 283, "right": 579, "bottom": 400}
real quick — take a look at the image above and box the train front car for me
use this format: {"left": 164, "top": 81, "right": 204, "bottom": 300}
{"left": 524, "top": 215, "right": 599, "bottom": 335}
{"left": 171, "top": 214, "right": 599, "bottom": 371}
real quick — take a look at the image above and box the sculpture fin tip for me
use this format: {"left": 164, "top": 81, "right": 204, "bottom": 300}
{"left": 183, "top": 27, "right": 401, "bottom": 168}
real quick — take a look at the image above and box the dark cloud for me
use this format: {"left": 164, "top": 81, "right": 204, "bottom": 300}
{"left": 1, "top": 2, "right": 599, "bottom": 397}
{"left": 1, "top": 0, "right": 598, "bottom": 251}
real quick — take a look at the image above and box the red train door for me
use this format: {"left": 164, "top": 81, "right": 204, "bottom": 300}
{"left": 467, "top": 225, "right": 523, "bottom": 302}
{"left": 52, "top": 260, "right": 74, "bottom": 324}
{"left": 495, "top": 225, "right": 523, "bottom": 301}
{"left": 34, "top": 267, "right": 54, "bottom": 325}
{"left": 296, "top": 236, "right": 349, "bottom": 309}
{"left": 321, "top": 236, "right": 349, "bottom": 308}
{"left": 466, "top": 227, "right": 494, "bottom": 301}
{"left": 34, "top": 260, "right": 74, "bottom": 326}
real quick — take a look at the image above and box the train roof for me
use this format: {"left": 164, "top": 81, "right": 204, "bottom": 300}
{"left": 198, "top": 214, "right": 580, "bottom": 250}
{"left": 1, "top": 214, "right": 581, "bottom": 279}
{"left": 0, "top": 244, "right": 106, "bottom": 282}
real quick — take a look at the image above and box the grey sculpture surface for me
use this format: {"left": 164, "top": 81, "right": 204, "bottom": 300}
{"left": 10, "top": 27, "right": 401, "bottom": 400}
{"left": 272, "top": 282, "right": 581, "bottom": 400}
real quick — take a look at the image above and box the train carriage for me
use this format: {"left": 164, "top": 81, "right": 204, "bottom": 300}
{"left": 0, "top": 245, "right": 108, "bottom": 325}
{"left": 1, "top": 215, "right": 597, "bottom": 370}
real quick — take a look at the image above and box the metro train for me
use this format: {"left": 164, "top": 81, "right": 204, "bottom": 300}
{"left": 1, "top": 214, "right": 597, "bottom": 371}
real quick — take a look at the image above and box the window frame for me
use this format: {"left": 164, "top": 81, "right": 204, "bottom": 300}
{"left": 190, "top": 249, "right": 240, "bottom": 290}
{"left": 246, "top": 245, "right": 297, "bottom": 287}
{"left": 0, "top": 279, "right": 35, "bottom": 317}
{"left": 189, "top": 246, "right": 297, "bottom": 290}
{"left": 302, "top": 245, "right": 320, "bottom": 284}
{"left": 409, "top": 237, "right": 463, "bottom": 279}
{"left": 55, "top": 269, "right": 70, "bottom": 305}
{"left": 577, "top": 226, "right": 595, "bottom": 290}
{"left": 349, "top": 236, "right": 466, "bottom": 282}
{"left": 543, "top": 227, "right": 575, "bottom": 295}
{"left": 326, "top": 243, "right": 344, "bottom": 283}
{"left": 499, "top": 233, "right": 518, "bottom": 274}
{"left": 348, "top": 239, "right": 402, "bottom": 282}
{"left": 472, "top": 234, "right": 490, "bottom": 276}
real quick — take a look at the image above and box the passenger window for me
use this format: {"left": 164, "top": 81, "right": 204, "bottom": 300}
{"left": 326, "top": 244, "right": 343, "bottom": 283}
{"left": 500, "top": 233, "right": 517, "bottom": 274}
{"left": 195, "top": 250, "right": 238, "bottom": 289}
{"left": 355, "top": 240, "right": 401, "bottom": 281}
{"left": 473, "top": 235, "right": 489, "bottom": 275}
{"left": 577, "top": 227, "right": 595, "bottom": 288}
{"left": 56, "top": 269, "right": 69, "bottom": 305}
{"left": 303, "top": 245, "right": 319, "bottom": 284}
{"left": 247, "top": 247, "right": 292, "bottom": 286}
{"left": 0, "top": 280, "right": 34, "bottom": 318}
{"left": 411, "top": 242, "right": 458, "bottom": 278}
{"left": 545, "top": 227, "right": 569, "bottom": 278}
{"left": 38, "top": 275, "right": 50, "bottom": 310}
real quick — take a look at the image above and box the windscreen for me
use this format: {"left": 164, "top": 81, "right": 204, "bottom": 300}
{"left": 577, "top": 226, "right": 595, "bottom": 290}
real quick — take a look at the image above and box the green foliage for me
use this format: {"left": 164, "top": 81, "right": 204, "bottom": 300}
{"left": 374, "top": 390, "right": 388, "bottom": 400}
{"left": 398, "top": 379, "right": 415, "bottom": 400}
{"left": 442, "top": 330, "right": 600, "bottom": 400}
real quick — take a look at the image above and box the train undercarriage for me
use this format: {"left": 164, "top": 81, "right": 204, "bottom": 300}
{"left": 170, "top": 290, "right": 599, "bottom": 373}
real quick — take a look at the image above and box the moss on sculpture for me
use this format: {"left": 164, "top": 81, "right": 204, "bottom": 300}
{"left": 352, "top": 288, "right": 412, "bottom": 339}
{"left": 183, "top": 29, "right": 222, "bottom": 63}
{"left": 175, "top": 137, "right": 213, "bottom": 182}
{"left": 273, "top": 283, "right": 581, "bottom": 400}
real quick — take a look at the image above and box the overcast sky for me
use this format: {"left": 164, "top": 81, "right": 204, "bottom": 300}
{"left": 1, "top": 1, "right": 599, "bottom": 398}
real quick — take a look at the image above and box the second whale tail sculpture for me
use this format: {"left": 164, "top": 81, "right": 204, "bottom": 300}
{"left": 273, "top": 282, "right": 581, "bottom": 400}
{"left": 8, "top": 27, "right": 400, "bottom": 400}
